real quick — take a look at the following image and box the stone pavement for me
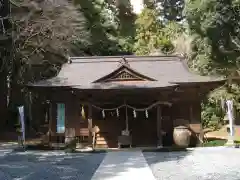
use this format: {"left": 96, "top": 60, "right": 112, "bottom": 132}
{"left": 0, "top": 142, "right": 18, "bottom": 159}
{"left": 1, "top": 146, "right": 240, "bottom": 180}
{"left": 0, "top": 150, "right": 106, "bottom": 180}
{"left": 92, "top": 151, "right": 155, "bottom": 180}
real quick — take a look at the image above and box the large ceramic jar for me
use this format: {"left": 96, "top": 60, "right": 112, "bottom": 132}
{"left": 173, "top": 126, "right": 191, "bottom": 148}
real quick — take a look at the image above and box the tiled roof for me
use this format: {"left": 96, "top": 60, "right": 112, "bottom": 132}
{"left": 29, "top": 55, "right": 224, "bottom": 89}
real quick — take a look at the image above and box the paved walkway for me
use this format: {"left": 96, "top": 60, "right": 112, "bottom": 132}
{"left": 92, "top": 151, "right": 155, "bottom": 180}
{"left": 0, "top": 142, "right": 18, "bottom": 159}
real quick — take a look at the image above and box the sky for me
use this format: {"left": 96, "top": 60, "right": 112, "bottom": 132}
{"left": 130, "top": 0, "right": 144, "bottom": 14}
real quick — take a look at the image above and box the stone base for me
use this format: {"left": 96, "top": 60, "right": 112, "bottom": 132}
{"left": 225, "top": 138, "right": 235, "bottom": 147}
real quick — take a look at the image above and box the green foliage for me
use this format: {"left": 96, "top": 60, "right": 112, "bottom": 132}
{"left": 114, "top": 0, "right": 136, "bottom": 53}
{"left": 134, "top": 7, "right": 175, "bottom": 55}
{"left": 185, "top": 0, "right": 240, "bottom": 75}
{"left": 201, "top": 101, "right": 223, "bottom": 130}
{"left": 8, "top": 0, "right": 135, "bottom": 108}
{"left": 74, "top": 0, "right": 124, "bottom": 55}
{"left": 185, "top": 0, "right": 240, "bottom": 129}
{"left": 11, "top": 0, "right": 89, "bottom": 84}
{"left": 143, "top": 0, "right": 185, "bottom": 21}
{"left": 158, "top": 0, "right": 185, "bottom": 21}
{"left": 203, "top": 139, "right": 227, "bottom": 147}
{"left": 162, "top": 21, "right": 184, "bottom": 39}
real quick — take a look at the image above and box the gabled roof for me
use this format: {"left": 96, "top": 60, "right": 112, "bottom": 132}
{"left": 29, "top": 55, "right": 224, "bottom": 89}
{"left": 93, "top": 60, "right": 156, "bottom": 82}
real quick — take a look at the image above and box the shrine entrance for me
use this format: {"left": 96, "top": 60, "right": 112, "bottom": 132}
{"left": 91, "top": 99, "right": 172, "bottom": 148}
{"left": 129, "top": 106, "right": 157, "bottom": 147}
{"left": 161, "top": 105, "right": 174, "bottom": 146}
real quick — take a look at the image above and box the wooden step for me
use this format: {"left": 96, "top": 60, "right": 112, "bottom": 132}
{"left": 95, "top": 145, "right": 109, "bottom": 148}
{"left": 96, "top": 141, "right": 108, "bottom": 145}
{"left": 96, "top": 137, "right": 106, "bottom": 141}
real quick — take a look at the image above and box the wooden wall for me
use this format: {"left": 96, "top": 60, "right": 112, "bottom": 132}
{"left": 47, "top": 87, "right": 203, "bottom": 147}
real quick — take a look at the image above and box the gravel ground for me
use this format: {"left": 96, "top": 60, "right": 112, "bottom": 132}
{"left": 1, "top": 146, "right": 240, "bottom": 180}
{"left": 143, "top": 147, "right": 240, "bottom": 180}
{"left": 0, "top": 150, "right": 106, "bottom": 180}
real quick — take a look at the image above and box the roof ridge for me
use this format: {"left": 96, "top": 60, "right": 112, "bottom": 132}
{"left": 70, "top": 55, "right": 181, "bottom": 59}
{"left": 68, "top": 55, "right": 182, "bottom": 64}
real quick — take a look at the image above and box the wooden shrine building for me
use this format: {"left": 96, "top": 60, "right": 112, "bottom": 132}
{"left": 27, "top": 56, "right": 225, "bottom": 148}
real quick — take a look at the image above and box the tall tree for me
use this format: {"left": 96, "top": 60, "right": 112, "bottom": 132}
{"left": 10, "top": 0, "right": 89, "bottom": 106}
{"left": 185, "top": 0, "right": 240, "bottom": 75}
{"left": 185, "top": 0, "right": 240, "bottom": 128}
{"left": 0, "top": 0, "right": 11, "bottom": 127}
{"left": 144, "top": 0, "right": 185, "bottom": 21}
{"left": 74, "top": 0, "right": 127, "bottom": 55}
{"left": 115, "top": 0, "right": 136, "bottom": 52}
{"left": 160, "top": 0, "right": 185, "bottom": 21}
{"left": 134, "top": 7, "right": 174, "bottom": 55}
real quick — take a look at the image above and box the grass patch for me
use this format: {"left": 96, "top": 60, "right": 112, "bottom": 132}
{"left": 203, "top": 138, "right": 240, "bottom": 147}
{"left": 203, "top": 139, "right": 227, "bottom": 147}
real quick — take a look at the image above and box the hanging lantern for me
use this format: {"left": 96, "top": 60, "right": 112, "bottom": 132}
{"left": 102, "top": 110, "right": 105, "bottom": 118}
{"left": 133, "top": 109, "right": 137, "bottom": 118}
{"left": 116, "top": 108, "right": 119, "bottom": 117}
{"left": 81, "top": 105, "right": 86, "bottom": 119}
{"left": 145, "top": 109, "right": 148, "bottom": 118}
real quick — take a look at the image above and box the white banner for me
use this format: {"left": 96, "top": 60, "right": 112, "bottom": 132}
{"left": 226, "top": 100, "right": 234, "bottom": 137}
{"left": 18, "top": 106, "right": 25, "bottom": 144}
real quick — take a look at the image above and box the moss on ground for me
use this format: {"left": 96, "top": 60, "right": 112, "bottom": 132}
{"left": 203, "top": 138, "right": 240, "bottom": 147}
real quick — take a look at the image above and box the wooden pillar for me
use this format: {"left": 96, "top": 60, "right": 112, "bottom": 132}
{"left": 125, "top": 105, "right": 129, "bottom": 131}
{"left": 189, "top": 104, "right": 193, "bottom": 123}
{"left": 88, "top": 103, "right": 93, "bottom": 145}
{"left": 157, "top": 105, "right": 162, "bottom": 147}
{"left": 198, "top": 102, "right": 204, "bottom": 145}
{"left": 48, "top": 101, "right": 53, "bottom": 144}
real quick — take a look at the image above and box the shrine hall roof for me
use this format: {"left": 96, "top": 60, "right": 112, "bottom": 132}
{"left": 28, "top": 55, "right": 224, "bottom": 89}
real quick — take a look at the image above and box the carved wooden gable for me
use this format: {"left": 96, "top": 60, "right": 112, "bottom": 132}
{"left": 95, "top": 67, "right": 155, "bottom": 82}
{"left": 94, "top": 57, "right": 156, "bottom": 83}
{"left": 106, "top": 69, "right": 145, "bottom": 82}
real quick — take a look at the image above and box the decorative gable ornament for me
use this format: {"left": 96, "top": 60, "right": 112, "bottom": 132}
{"left": 118, "top": 57, "right": 130, "bottom": 67}
{"left": 93, "top": 56, "right": 156, "bottom": 82}
{"left": 108, "top": 70, "right": 142, "bottom": 81}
